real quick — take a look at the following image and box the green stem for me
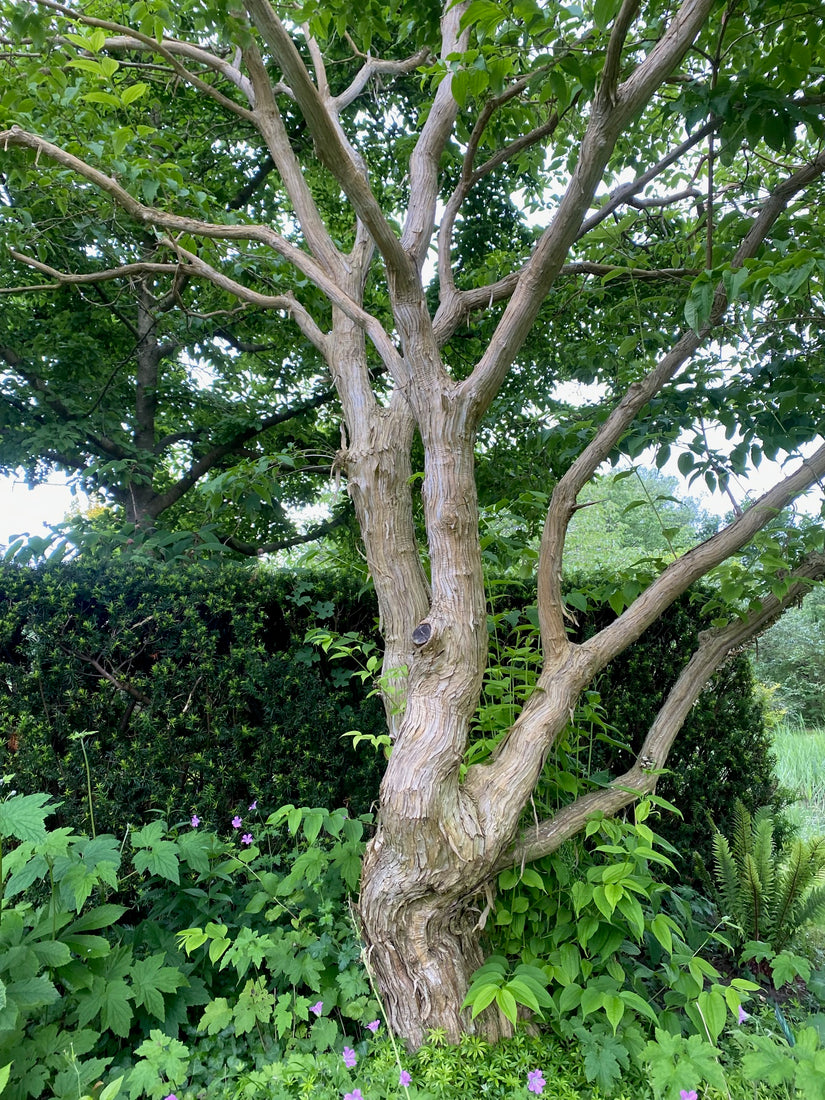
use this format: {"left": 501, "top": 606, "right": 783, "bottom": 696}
{"left": 79, "top": 736, "right": 97, "bottom": 839}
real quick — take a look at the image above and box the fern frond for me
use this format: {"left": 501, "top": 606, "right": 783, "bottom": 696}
{"left": 752, "top": 813, "right": 776, "bottom": 932}
{"left": 713, "top": 831, "right": 744, "bottom": 937}
{"left": 741, "top": 853, "right": 764, "bottom": 942}
{"left": 772, "top": 840, "right": 820, "bottom": 952}
{"left": 789, "top": 884, "right": 825, "bottom": 937}
{"left": 730, "top": 800, "right": 753, "bottom": 875}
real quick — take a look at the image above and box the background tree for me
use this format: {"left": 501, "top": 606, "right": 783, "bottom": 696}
{"left": 2, "top": 0, "right": 825, "bottom": 1049}
{"left": 0, "top": 133, "right": 345, "bottom": 556}
{"left": 752, "top": 585, "right": 825, "bottom": 727}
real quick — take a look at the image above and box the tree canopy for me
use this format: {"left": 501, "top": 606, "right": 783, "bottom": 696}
{"left": 2, "top": 0, "right": 825, "bottom": 1047}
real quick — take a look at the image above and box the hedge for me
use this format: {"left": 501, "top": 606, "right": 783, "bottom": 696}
{"left": 0, "top": 561, "right": 782, "bottom": 873}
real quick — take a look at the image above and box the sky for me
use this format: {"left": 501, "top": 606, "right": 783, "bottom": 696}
{"left": 0, "top": 473, "right": 87, "bottom": 550}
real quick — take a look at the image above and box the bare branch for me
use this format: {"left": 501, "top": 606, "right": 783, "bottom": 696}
{"left": 0, "top": 127, "right": 407, "bottom": 371}
{"left": 241, "top": 41, "right": 343, "bottom": 275}
{"left": 600, "top": 0, "right": 642, "bottom": 102}
{"left": 501, "top": 552, "right": 825, "bottom": 869}
{"left": 585, "top": 442, "right": 825, "bottom": 667}
{"left": 457, "top": 0, "right": 717, "bottom": 421}
{"left": 244, "top": 0, "right": 413, "bottom": 284}
{"left": 333, "top": 49, "right": 431, "bottom": 112}
{"left": 401, "top": 0, "right": 470, "bottom": 268}
{"left": 101, "top": 34, "right": 260, "bottom": 105}
{"left": 56, "top": 641, "right": 152, "bottom": 705}
{"left": 7, "top": 251, "right": 192, "bottom": 286}
{"left": 578, "top": 119, "right": 720, "bottom": 237}
{"left": 220, "top": 510, "right": 349, "bottom": 556}
{"left": 627, "top": 187, "right": 703, "bottom": 208}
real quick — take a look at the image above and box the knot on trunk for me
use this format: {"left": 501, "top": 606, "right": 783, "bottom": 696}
{"left": 412, "top": 620, "right": 432, "bottom": 646}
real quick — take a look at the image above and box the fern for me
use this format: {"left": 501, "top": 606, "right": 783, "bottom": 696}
{"left": 710, "top": 800, "right": 825, "bottom": 956}
{"left": 712, "top": 831, "right": 743, "bottom": 930}
{"left": 752, "top": 813, "right": 775, "bottom": 930}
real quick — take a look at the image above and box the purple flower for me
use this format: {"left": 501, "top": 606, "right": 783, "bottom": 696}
{"left": 366, "top": 1019, "right": 380, "bottom": 1033}
{"left": 310, "top": 1000, "right": 324, "bottom": 1016}
{"left": 231, "top": 815, "right": 242, "bottom": 829}
{"left": 527, "top": 1069, "right": 546, "bottom": 1095}
{"left": 342, "top": 1046, "right": 357, "bottom": 1068}
{"left": 399, "top": 1069, "right": 412, "bottom": 1087}
{"left": 738, "top": 1005, "right": 750, "bottom": 1023}
{"left": 249, "top": 799, "right": 257, "bottom": 811}
{"left": 344, "top": 1091, "right": 363, "bottom": 1100}
{"left": 190, "top": 815, "right": 200, "bottom": 828}
{"left": 680, "top": 1092, "right": 698, "bottom": 1100}
{"left": 241, "top": 833, "right": 253, "bottom": 845}
{"left": 164, "top": 1095, "right": 177, "bottom": 1100}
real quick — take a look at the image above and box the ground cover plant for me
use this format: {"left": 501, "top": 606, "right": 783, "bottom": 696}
{"left": 2, "top": 780, "right": 825, "bottom": 1100}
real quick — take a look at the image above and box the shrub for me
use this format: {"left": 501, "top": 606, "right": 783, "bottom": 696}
{"left": 0, "top": 561, "right": 386, "bottom": 833}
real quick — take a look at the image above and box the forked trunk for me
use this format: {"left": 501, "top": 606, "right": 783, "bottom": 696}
{"left": 358, "top": 834, "right": 512, "bottom": 1049}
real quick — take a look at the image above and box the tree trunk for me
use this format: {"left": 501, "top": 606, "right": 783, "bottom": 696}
{"left": 359, "top": 830, "right": 512, "bottom": 1048}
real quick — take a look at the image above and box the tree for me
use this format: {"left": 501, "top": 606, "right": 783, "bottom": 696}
{"left": 752, "top": 584, "right": 825, "bottom": 726}
{"left": 0, "top": 198, "right": 343, "bottom": 556}
{"left": 2, "top": 0, "right": 825, "bottom": 1048}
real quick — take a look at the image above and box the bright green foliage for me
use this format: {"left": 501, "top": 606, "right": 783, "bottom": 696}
{"left": 3, "top": 785, "right": 825, "bottom": 1098}
{"left": 0, "top": 787, "right": 377, "bottom": 1100}
{"left": 709, "top": 800, "right": 825, "bottom": 957}
{"left": 752, "top": 588, "right": 825, "bottom": 726}
{"left": 642, "top": 1029, "right": 727, "bottom": 1099}
{"left": 470, "top": 580, "right": 783, "bottom": 876}
{"left": 740, "top": 1026, "right": 825, "bottom": 1096}
{"left": 479, "top": 800, "right": 760, "bottom": 1093}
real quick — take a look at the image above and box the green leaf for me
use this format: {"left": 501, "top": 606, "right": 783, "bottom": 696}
{"left": 199, "top": 996, "right": 232, "bottom": 1034}
{"left": 495, "top": 987, "right": 519, "bottom": 1026}
{"left": 133, "top": 842, "right": 180, "bottom": 884}
{"left": 66, "top": 905, "right": 127, "bottom": 933}
{"left": 121, "top": 82, "right": 149, "bottom": 105}
{"left": 83, "top": 91, "right": 123, "bottom": 108}
{"left": 0, "top": 793, "right": 54, "bottom": 842}
{"left": 696, "top": 989, "right": 727, "bottom": 1043}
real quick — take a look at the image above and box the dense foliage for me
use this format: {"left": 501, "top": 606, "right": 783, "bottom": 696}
{"left": 1, "top": 561, "right": 780, "bottom": 876}
{"left": 752, "top": 587, "right": 825, "bottom": 727}
{"left": 0, "top": 562, "right": 387, "bottom": 833}
{"left": 2, "top": 0, "right": 825, "bottom": 1048}
{"left": 1, "top": 788, "right": 824, "bottom": 1100}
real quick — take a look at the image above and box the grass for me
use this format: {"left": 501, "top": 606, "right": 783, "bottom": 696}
{"left": 772, "top": 718, "right": 825, "bottom": 841}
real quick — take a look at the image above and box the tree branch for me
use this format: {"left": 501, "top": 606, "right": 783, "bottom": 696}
{"left": 500, "top": 552, "right": 825, "bottom": 870}
{"left": 456, "top": 0, "right": 717, "bottom": 420}
{"left": 599, "top": 0, "right": 642, "bottom": 103}
{"left": 536, "top": 147, "right": 825, "bottom": 658}
{"left": 401, "top": 0, "right": 470, "bottom": 268}
{"left": 31, "top": 0, "right": 256, "bottom": 118}
{"left": 244, "top": 0, "right": 413, "bottom": 285}
{"left": 220, "top": 509, "right": 349, "bottom": 556}
{"left": 584, "top": 442, "right": 825, "bottom": 667}
{"left": 332, "top": 49, "right": 432, "bottom": 112}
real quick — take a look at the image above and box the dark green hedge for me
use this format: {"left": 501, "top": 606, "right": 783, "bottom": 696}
{"left": 0, "top": 561, "right": 387, "bottom": 834}
{"left": 0, "top": 562, "right": 781, "bottom": 874}
{"left": 572, "top": 587, "right": 784, "bottom": 871}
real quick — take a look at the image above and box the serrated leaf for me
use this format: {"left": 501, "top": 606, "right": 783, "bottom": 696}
{"left": 0, "top": 793, "right": 53, "bottom": 842}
